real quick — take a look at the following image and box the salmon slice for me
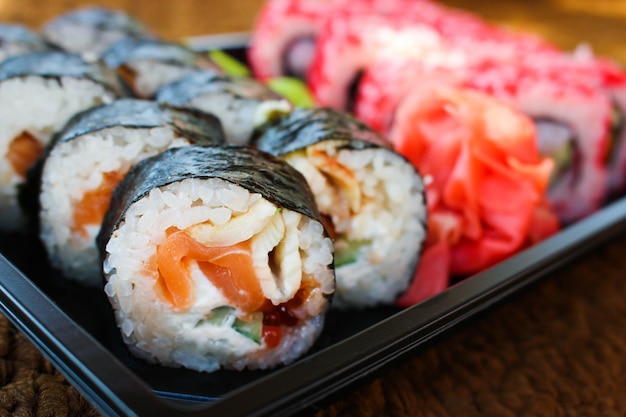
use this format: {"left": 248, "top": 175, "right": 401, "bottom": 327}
{"left": 73, "top": 171, "right": 125, "bottom": 238}
{"left": 156, "top": 228, "right": 264, "bottom": 313}
{"left": 117, "top": 64, "right": 137, "bottom": 92}
{"left": 6, "top": 131, "right": 44, "bottom": 178}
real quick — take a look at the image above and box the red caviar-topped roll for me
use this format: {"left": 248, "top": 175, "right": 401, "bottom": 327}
{"left": 306, "top": 0, "right": 556, "bottom": 110}
{"left": 355, "top": 56, "right": 615, "bottom": 224}
{"left": 248, "top": 0, "right": 338, "bottom": 81}
{"left": 249, "top": 0, "right": 413, "bottom": 81}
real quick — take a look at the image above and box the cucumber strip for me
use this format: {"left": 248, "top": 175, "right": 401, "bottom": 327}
{"left": 200, "top": 307, "right": 263, "bottom": 345}
{"left": 266, "top": 76, "right": 315, "bottom": 108}
{"left": 208, "top": 49, "right": 251, "bottom": 77}
{"left": 203, "top": 306, "right": 234, "bottom": 326}
{"left": 334, "top": 239, "right": 371, "bottom": 267}
{"left": 550, "top": 141, "right": 574, "bottom": 184}
{"left": 233, "top": 312, "right": 263, "bottom": 344}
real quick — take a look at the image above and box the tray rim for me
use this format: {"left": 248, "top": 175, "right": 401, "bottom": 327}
{"left": 2, "top": 31, "right": 626, "bottom": 417}
{"left": 3, "top": 192, "right": 626, "bottom": 417}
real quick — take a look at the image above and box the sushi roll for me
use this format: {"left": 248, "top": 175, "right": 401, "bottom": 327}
{"left": 307, "top": 0, "right": 556, "bottom": 110}
{"left": 156, "top": 70, "right": 292, "bottom": 145}
{"left": 102, "top": 38, "right": 222, "bottom": 99}
{"left": 41, "top": 7, "right": 151, "bottom": 58}
{"left": 254, "top": 107, "right": 427, "bottom": 308}
{"left": 97, "top": 145, "right": 335, "bottom": 372}
{"left": 0, "top": 23, "right": 57, "bottom": 63}
{"left": 0, "top": 51, "right": 128, "bottom": 232}
{"left": 247, "top": 0, "right": 479, "bottom": 82}
{"left": 464, "top": 60, "right": 614, "bottom": 223}
{"left": 519, "top": 51, "right": 626, "bottom": 198}
{"left": 248, "top": 0, "right": 339, "bottom": 80}
{"left": 38, "top": 99, "right": 225, "bottom": 286}
{"left": 355, "top": 57, "right": 614, "bottom": 223}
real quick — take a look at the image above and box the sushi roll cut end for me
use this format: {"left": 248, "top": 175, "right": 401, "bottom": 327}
{"left": 256, "top": 108, "right": 428, "bottom": 309}
{"left": 100, "top": 146, "right": 335, "bottom": 372}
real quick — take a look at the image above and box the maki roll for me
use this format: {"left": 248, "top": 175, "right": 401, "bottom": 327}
{"left": 39, "top": 99, "right": 225, "bottom": 286}
{"left": 248, "top": 0, "right": 339, "bottom": 80}
{"left": 520, "top": 52, "right": 626, "bottom": 198}
{"left": 0, "top": 23, "right": 57, "bottom": 63}
{"left": 156, "top": 70, "right": 292, "bottom": 145}
{"left": 102, "top": 38, "right": 222, "bottom": 99}
{"left": 355, "top": 57, "right": 615, "bottom": 223}
{"left": 255, "top": 107, "right": 427, "bottom": 308}
{"left": 0, "top": 51, "right": 128, "bottom": 232}
{"left": 463, "top": 60, "right": 614, "bottom": 223}
{"left": 248, "top": 0, "right": 431, "bottom": 82}
{"left": 97, "top": 145, "right": 335, "bottom": 372}
{"left": 41, "top": 7, "right": 151, "bottom": 58}
{"left": 307, "top": 0, "right": 555, "bottom": 110}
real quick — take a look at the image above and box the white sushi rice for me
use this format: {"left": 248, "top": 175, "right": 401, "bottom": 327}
{"left": 0, "top": 43, "right": 36, "bottom": 63}
{"left": 43, "top": 23, "right": 134, "bottom": 58}
{"left": 39, "top": 125, "right": 191, "bottom": 285}
{"left": 0, "top": 76, "right": 115, "bottom": 232}
{"left": 125, "top": 60, "right": 200, "bottom": 99}
{"left": 285, "top": 143, "right": 427, "bottom": 308}
{"left": 102, "top": 178, "right": 334, "bottom": 372}
{"left": 188, "top": 91, "right": 291, "bottom": 145}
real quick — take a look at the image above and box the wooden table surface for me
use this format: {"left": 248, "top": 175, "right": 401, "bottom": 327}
{"left": 2, "top": 1, "right": 626, "bottom": 416}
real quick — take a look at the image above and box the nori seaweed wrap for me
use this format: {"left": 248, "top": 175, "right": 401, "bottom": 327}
{"left": 0, "top": 23, "right": 58, "bottom": 62}
{"left": 156, "top": 69, "right": 291, "bottom": 145}
{"left": 42, "top": 6, "right": 151, "bottom": 57}
{"left": 38, "top": 98, "right": 225, "bottom": 286}
{"left": 255, "top": 107, "right": 427, "bottom": 308}
{"left": 102, "top": 38, "right": 221, "bottom": 99}
{"left": 98, "top": 145, "right": 335, "bottom": 372}
{"left": 0, "top": 51, "right": 128, "bottom": 232}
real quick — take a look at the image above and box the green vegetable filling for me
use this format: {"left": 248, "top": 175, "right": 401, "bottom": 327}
{"left": 200, "top": 306, "right": 263, "bottom": 345}
{"left": 205, "top": 305, "right": 233, "bottom": 325}
{"left": 206, "top": 50, "right": 315, "bottom": 108}
{"left": 334, "top": 239, "right": 371, "bottom": 267}
{"left": 548, "top": 141, "right": 574, "bottom": 186}
{"left": 208, "top": 50, "right": 251, "bottom": 77}
{"left": 266, "top": 76, "right": 315, "bottom": 108}
{"left": 233, "top": 312, "right": 263, "bottom": 344}
{"left": 533, "top": 117, "right": 575, "bottom": 188}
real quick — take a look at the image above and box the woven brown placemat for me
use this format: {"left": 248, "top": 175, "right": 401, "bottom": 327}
{"left": 317, "top": 232, "right": 626, "bottom": 417}
{"left": 0, "top": 314, "right": 99, "bottom": 417}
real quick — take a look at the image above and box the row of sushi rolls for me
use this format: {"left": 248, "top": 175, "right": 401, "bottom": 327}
{"left": 0, "top": 0, "right": 624, "bottom": 373}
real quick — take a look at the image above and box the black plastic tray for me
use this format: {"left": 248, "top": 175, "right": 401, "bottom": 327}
{"left": 2, "top": 34, "right": 626, "bottom": 417}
